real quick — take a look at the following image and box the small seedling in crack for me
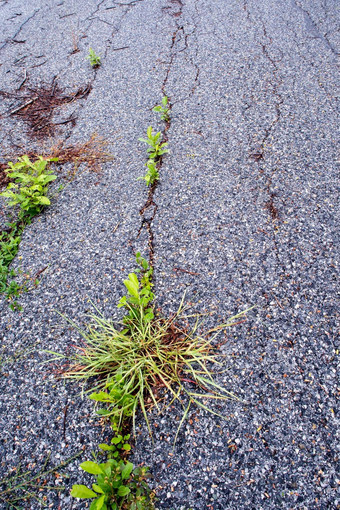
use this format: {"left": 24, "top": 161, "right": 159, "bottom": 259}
{"left": 152, "top": 95, "right": 170, "bottom": 122}
{"left": 138, "top": 160, "right": 159, "bottom": 187}
{"left": 139, "top": 126, "right": 168, "bottom": 160}
{"left": 86, "top": 47, "right": 101, "bottom": 68}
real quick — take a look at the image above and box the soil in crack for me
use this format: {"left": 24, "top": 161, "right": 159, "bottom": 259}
{"left": 266, "top": 193, "right": 279, "bottom": 220}
{"left": 0, "top": 163, "right": 11, "bottom": 190}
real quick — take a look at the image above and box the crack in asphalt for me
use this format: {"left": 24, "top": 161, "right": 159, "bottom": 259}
{"left": 0, "top": 8, "right": 40, "bottom": 50}
{"left": 243, "top": 3, "right": 286, "bottom": 275}
{"left": 58, "top": 0, "right": 143, "bottom": 142}
{"left": 292, "top": 0, "right": 338, "bottom": 56}
{"left": 137, "top": 0, "right": 185, "bottom": 271}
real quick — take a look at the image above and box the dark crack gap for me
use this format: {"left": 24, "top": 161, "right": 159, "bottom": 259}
{"left": 243, "top": 3, "right": 286, "bottom": 277}
{"left": 292, "top": 0, "right": 339, "bottom": 57}
{"left": 137, "top": 0, "right": 185, "bottom": 272}
{"left": 0, "top": 8, "right": 40, "bottom": 51}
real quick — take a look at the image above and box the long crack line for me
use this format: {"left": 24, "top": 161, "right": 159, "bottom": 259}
{"left": 137, "top": 0, "right": 185, "bottom": 271}
{"left": 243, "top": 3, "right": 286, "bottom": 275}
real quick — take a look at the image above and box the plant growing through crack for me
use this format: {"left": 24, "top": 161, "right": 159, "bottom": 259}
{"left": 71, "top": 436, "right": 155, "bottom": 509}
{"left": 87, "top": 47, "right": 101, "bottom": 68}
{"left": 138, "top": 160, "right": 159, "bottom": 187}
{"left": 53, "top": 253, "right": 247, "bottom": 442}
{"left": 152, "top": 95, "right": 170, "bottom": 122}
{"left": 139, "top": 126, "right": 168, "bottom": 160}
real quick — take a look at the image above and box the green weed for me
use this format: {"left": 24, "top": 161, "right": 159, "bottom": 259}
{"left": 152, "top": 96, "right": 170, "bottom": 122}
{"left": 117, "top": 252, "right": 154, "bottom": 328}
{"left": 52, "top": 253, "right": 247, "bottom": 442}
{"left": 0, "top": 155, "right": 57, "bottom": 308}
{"left": 139, "top": 127, "right": 168, "bottom": 160}
{"left": 0, "top": 155, "right": 57, "bottom": 218}
{"left": 138, "top": 160, "right": 159, "bottom": 187}
{"left": 71, "top": 437, "right": 155, "bottom": 510}
{"left": 87, "top": 47, "right": 101, "bottom": 67}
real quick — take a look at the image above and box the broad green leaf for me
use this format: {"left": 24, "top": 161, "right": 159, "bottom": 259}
{"left": 80, "top": 461, "right": 104, "bottom": 475}
{"left": 96, "top": 409, "right": 111, "bottom": 416}
{"left": 124, "top": 279, "right": 139, "bottom": 298}
{"left": 122, "top": 443, "right": 131, "bottom": 451}
{"left": 92, "top": 484, "right": 104, "bottom": 494}
{"left": 90, "top": 494, "right": 106, "bottom": 509}
{"left": 89, "top": 391, "right": 109, "bottom": 401}
{"left": 43, "top": 174, "right": 57, "bottom": 183}
{"left": 98, "top": 443, "right": 114, "bottom": 451}
{"left": 128, "top": 272, "right": 139, "bottom": 287}
{"left": 71, "top": 484, "right": 97, "bottom": 498}
{"left": 36, "top": 196, "right": 50, "bottom": 205}
{"left": 117, "top": 485, "right": 130, "bottom": 496}
{"left": 121, "top": 461, "right": 133, "bottom": 480}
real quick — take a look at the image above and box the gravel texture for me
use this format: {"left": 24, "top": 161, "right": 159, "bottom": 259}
{"left": 0, "top": 0, "right": 339, "bottom": 509}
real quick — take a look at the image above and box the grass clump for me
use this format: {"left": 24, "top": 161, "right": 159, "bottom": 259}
{"left": 57, "top": 253, "right": 243, "bottom": 441}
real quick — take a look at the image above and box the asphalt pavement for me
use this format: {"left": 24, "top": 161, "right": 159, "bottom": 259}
{"left": 0, "top": 0, "right": 339, "bottom": 509}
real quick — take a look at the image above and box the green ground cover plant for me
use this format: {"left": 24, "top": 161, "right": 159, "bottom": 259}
{"left": 0, "top": 155, "right": 57, "bottom": 309}
{"left": 71, "top": 435, "right": 155, "bottom": 510}
{"left": 0, "top": 155, "right": 57, "bottom": 217}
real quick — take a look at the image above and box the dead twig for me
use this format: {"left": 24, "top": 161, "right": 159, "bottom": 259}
{"left": 9, "top": 97, "right": 38, "bottom": 115}
{"left": 173, "top": 267, "right": 200, "bottom": 276}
